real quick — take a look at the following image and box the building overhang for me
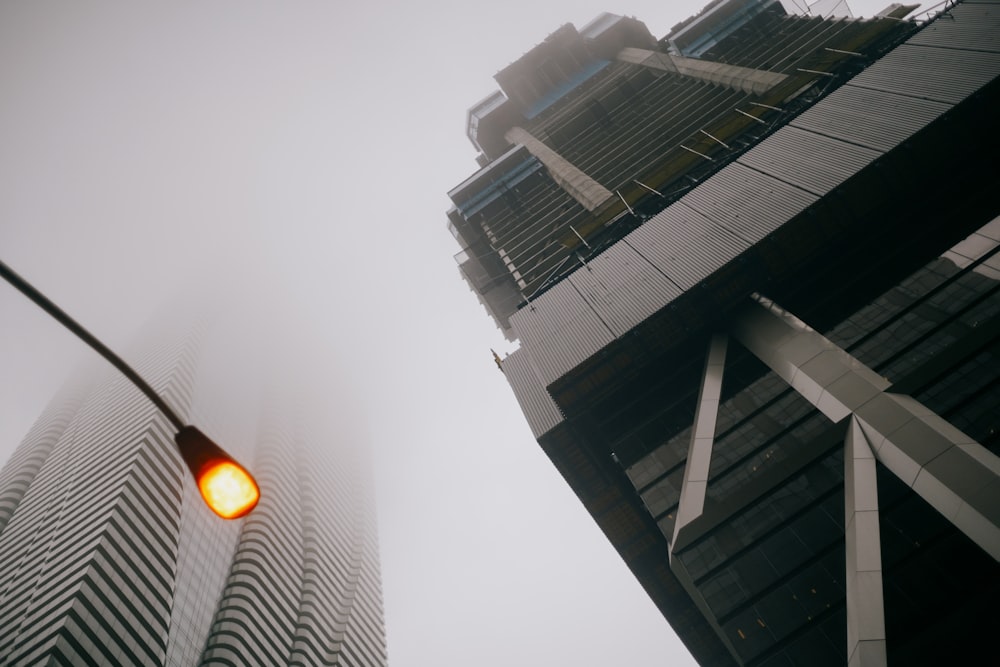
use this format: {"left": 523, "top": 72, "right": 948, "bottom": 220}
{"left": 509, "top": 4, "right": 1000, "bottom": 417}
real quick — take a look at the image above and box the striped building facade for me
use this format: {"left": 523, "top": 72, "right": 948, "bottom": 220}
{"left": 0, "top": 313, "right": 387, "bottom": 666}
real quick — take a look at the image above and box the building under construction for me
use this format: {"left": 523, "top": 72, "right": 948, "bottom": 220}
{"left": 447, "top": 0, "right": 1000, "bottom": 664}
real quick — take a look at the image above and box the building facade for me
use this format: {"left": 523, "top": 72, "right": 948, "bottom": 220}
{"left": 0, "top": 311, "right": 387, "bottom": 666}
{"left": 448, "top": 1, "right": 1000, "bottom": 664}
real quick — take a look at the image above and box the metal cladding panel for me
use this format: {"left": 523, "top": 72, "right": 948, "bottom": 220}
{"left": 849, "top": 43, "right": 1000, "bottom": 105}
{"left": 510, "top": 278, "right": 615, "bottom": 386}
{"left": 681, "top": 162, "right": 818, "bottom": 243}
{"left": 790, "top": 84, "right": 950, "bottom": 152}
{"left": 737, "top": 125, "right": 883, "bottom": 196}
{"left": 625, "top": 201, "right": 751, "bottom": 290}
{"left": 502, "top": 349, "right": 564, "bottom": 438}
{"left": 567, "top": 242, "right": 683, "bottom": 336}
{"left": 909, "top": 2, "right": 1000, "bottom": 54}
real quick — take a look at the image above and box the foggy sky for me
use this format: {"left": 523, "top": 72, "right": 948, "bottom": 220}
{"left": 0, "top": 1, "right": 900, "bottom": 665}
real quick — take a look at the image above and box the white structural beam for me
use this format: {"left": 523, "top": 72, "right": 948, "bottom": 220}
{"left": 617, "top": 48, "right": 787, "bottom": 95}
{"left": 845, "top": 418, "right": 887, "bottom": 667}
{"left": 732, "top": 297, "right": 1000, "bottom": 560}
{"left": 504, "top": 126, "right": 613, "bottom": 212}
{"left": 671, "top": 334, "right": 728, "bottom": 555}
{"left": 730, "top": 297, "right": 890, "bottom": 423}
{"left": 854, "top": 394, "right": 1000, "bottom": 560}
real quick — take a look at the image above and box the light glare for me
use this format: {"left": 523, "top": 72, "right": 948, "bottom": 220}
{"left": 198, "top": 461, "right": 260, "bottom": 519}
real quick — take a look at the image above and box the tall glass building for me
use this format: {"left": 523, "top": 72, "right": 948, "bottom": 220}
{"left": 448, "top": 1, "right": 1000, "bottom": 664}
{"left": 0, "top": 309, "right": 387, "bottom": 666}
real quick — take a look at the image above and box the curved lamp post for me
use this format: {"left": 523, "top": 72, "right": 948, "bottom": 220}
{"left": 0, "top": 259, "right": 259, "bottom": 519}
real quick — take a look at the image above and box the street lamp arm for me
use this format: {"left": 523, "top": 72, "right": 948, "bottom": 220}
{"left": 2, "top": 257, "right": 260, "bottom": 519}
{"left": 0, "top": 258, "right": 185, "bottom": 431}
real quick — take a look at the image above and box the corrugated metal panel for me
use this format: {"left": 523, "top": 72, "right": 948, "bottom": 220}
{"left": 737, "top": 125, "right": 882, "bottom": 196}
{"left": 849, "top": 43, "right": 1000, "bottom": 105}
{"left": 791, "top": 84, "right": 950, "bottom": 152}
{"left": 625, "top": 202, "right": 750, "bottom": 290}
{"left": 510, "top": 278, "right": 615, "bottom": 386}
{"left": 567, "top": 243, "right": 682, "bottom": 336}
{"left": 909, "top": 2, "right": 1000, "bottom": 54}
{"left": 681, "top": 162, "right": 818, "bottom": 242}
{"left": 502, "top": 349, "right": 564, "bottom": 438}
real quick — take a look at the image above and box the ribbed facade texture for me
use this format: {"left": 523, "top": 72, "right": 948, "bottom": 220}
{"left": 449, "top": 1, "right": 1000, "bottom": 664}
{"left": 0, "top": 315, "right": 387, "bottom": 666}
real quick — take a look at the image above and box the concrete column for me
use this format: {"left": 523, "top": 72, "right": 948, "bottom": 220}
{"left": 732, "top": 297, "right": 1000, "bottom": 560}
{"left": 504, "top": 126, "right": 613, "bottom": 212}
{"left": 845, "top": 417, "right": 887, "bottom": 667}
{"left": 671, "top": 335, "right": 728, "bottom": 554}
{"left": 617, "top": 48, "right": 787, "bottom": 95}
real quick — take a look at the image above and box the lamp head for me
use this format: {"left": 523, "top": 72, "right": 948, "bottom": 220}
{"left": 174, "top": 425, "right": 260, "bottom": 519}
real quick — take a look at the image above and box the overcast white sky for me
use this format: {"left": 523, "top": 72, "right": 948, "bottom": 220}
{"left": 0, "top": 1, "right": 902, "bottom": 665}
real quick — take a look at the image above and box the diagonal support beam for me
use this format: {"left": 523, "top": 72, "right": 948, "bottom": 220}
{"left": 671, "top": 334, "right": 728, "bottom": 556}
{"left": 854, "top": 394, "right": 1000, "bottom": 560}
{"left": 733, "top": 297, "right": 1000, "bottom": 560}
{"left": 730, "top": 297, "right": 890, "bottom": 424}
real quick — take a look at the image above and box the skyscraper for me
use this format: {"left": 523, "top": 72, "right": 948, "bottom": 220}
{"left": 448, "top": 1, "right": 1000, "bottom": 664}
{"left": 0, "top": 307, "right": 387, "bottom": 665}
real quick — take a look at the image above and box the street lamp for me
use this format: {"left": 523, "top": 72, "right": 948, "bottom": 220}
{"left": 0, "top": 258, "right": 259, "bottom": 519}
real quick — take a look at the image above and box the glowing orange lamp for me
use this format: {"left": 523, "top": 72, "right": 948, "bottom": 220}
{"left": 2, "top": 258, "right": 261, "bottom": 520}
{"left": 176, "top": 426, "right": 260, "bottom": 519}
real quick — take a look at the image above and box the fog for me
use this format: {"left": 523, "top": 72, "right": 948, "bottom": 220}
{"left": 1, "top": 1, "right": 896, "bottom": 664}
